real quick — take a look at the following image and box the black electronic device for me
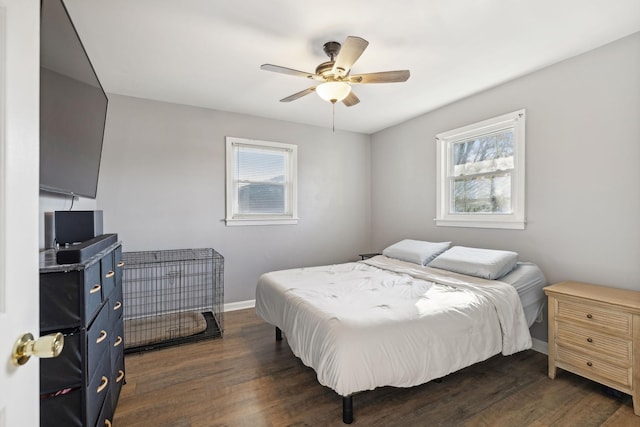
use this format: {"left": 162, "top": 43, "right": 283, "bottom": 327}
{"left": 44, "top": 212, "right": 56, "bottom": 249}
{"left": 55, "top": 233, "right": 117, "bottom": 264}
{"left": 54, "top": 210, "right": 103, "bottom": 245}
{"left": 39, "top": 0, "right": 108, "bottom": 199}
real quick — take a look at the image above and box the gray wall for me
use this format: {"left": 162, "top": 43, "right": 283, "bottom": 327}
{"left": 96, "top": 95, "right": 372, "bottom": 304}
{"left": 370, "top": 32, "right": 640, "bottom": 340}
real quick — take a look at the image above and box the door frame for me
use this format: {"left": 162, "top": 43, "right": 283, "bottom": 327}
{"left": 0, "top": 1, "right": 41, "bottom": 426}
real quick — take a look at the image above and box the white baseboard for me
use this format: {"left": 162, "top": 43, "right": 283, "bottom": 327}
{"left": 531, "top": 337, "right": 548, "bottom": 355}
{"left": 224, "top": 299, "right": 255, "bottom": 312}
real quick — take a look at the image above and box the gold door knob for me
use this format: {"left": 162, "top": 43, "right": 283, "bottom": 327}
{"left": 12, "top": 332, "right": 64, "bottom": 366}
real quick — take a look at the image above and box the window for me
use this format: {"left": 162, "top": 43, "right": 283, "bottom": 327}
{"left": 225, "top": 137, "right": 298, "bottom": 226}
{"left": 435, "top": 109, "right": 525, "bottom": 229}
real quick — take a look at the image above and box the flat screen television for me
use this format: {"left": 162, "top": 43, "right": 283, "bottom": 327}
{"left": 40, "top": 0, "right": 108, "bottom": 199}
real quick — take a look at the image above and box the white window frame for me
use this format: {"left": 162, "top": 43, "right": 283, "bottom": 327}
{"left": 435, "top": 109, "right": 526, "bottom": 230}
{"left": 225, "top": 136, "right": 298, "bottom": 226}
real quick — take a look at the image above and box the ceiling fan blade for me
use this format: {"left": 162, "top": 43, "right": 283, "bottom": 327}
{"left": 332, "top": 36, "right": 369, "bottom": 77}
{"left": 342, "top": 91, "right": 360, "bottom": 107}
{"left": 261, "top": 64, "right": 323, "bottom": 80}
{"left": 280, "top": 86, "right": 316, "bottom": 102}
{"left": 349, "top": 70, "right": 410, "bottom": 84}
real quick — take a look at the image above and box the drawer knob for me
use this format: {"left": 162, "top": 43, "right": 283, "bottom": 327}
{"left": 90, "top": 284, "right": 101, "bottom": 294}
{"left": 97, "top": 376, "right": 109, "bottom": 393}
{"left": 105, "top": 420, "right": 112, "bottom": 427}
{"left": 587, "top": 337, "right": 593, "bottom": 343}
{"left": 586, "top": 314, "right": 593, "bottom": 319}
{"left": 105, "top": 270, "right": 115, "bottom": 279}
{"left": 114, "top": 336, "right": 123, "bottom": 347}
{"left": 96, "top": 330, "right": 108, "bottom": 344}
{"left": 116, "top": 370, "right": 125, "bottom": 383}
{"left": 113, "top": 301, "right": 122, "bottom": 311}
{"left": 586, "top": 361, "right": 593, "bottom": 367}
{"left": 117, "top": 261, "right": 125, "bottom": 268}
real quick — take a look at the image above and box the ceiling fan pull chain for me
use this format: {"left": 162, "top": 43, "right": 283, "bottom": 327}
{"left": 332, "top": 101, "right": 335, "bottom": 132}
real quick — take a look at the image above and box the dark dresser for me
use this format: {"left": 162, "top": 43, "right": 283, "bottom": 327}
{"left": 39, "top": 236, "right": 125, "bottom": 427}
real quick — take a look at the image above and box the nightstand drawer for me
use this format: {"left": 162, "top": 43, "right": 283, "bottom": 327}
{"left": 556, "top": 321, "right": 632, "bottom": 365}
{"left": 557, "top": 300, "right": 632, "bottom": 335}
{"left": 557, "top": 346, "right": 632, "bottom": 388}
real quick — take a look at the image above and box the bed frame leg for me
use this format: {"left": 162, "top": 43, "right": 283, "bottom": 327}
{"left": 343, "top": 395, "right": 353, "bottom": 424}
{"left": 275, "top": 327, "right": 282, "bottom": 341}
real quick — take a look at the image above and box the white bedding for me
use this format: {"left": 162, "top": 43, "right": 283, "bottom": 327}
{"left": 255, "top": 255, "right": 532, "bottom": 397}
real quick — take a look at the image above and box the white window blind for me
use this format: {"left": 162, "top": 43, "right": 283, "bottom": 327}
{"left": 225, "top": 137, "right": 298, "bottom": 226}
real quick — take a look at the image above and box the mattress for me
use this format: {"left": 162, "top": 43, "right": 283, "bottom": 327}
{"left": 500, "top": 261, "right": 547, "bottom": 327}
{"left": 255, "top": 255, "right": 534, "bottom": 397}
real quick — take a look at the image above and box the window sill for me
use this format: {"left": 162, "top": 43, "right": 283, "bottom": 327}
{"left": 225, "top": 217, "right": 299, "bottom": 226}
{"left": 435, "top": 217, "right": 525, "bottom": 230}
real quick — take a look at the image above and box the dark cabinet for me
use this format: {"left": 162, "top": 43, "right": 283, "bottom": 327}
{"left": 39, "top": 241, "right": 125, "bottom": 427}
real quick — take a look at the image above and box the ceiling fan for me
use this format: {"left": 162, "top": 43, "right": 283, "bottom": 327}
{"left": 261, "top": 36, "right": 410, "bottom": 107}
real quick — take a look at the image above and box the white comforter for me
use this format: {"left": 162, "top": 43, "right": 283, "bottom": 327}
{"left": 255, "top": 256, "right": 531, "bottom": 397}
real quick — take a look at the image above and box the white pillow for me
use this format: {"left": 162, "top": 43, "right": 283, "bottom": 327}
{"left": 427, "top": 246, "right": 518, "bottom": 280}
{"left": 382, "top": 239, "right": 451, "bottom": 265}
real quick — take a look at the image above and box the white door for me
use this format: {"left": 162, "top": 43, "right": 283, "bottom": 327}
{"left": 0, "top": 1, "right": 41, "bottom": 427}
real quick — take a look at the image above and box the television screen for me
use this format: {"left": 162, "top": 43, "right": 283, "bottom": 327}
{"left": 40, "top": 0, "right": 108, "bottom": 199}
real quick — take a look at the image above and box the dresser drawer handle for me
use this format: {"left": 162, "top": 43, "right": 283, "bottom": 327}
{"left": 586, "top": 314, "right": 593, "bottom": 319}
{"left": 113, "top": 301, "right": 122, "bottom": 311}
{"left": 90, "top": 284, "right": 101, "bottom": 294}
{"left": 116, "top": 370, "right": 125, "bottom": 383}
{"left": 97, "top": 376, "right": 108, "bottom": 393}
{"left": 114, "top": 336, "right": 123, "bottom": 347}
{"left": 587, "top": 337, "right": 593, "bottom": 343}
{"left": 105, "top": 420, "right": 112, "bottom": 427}
{"left": 96, "top": 330, "right": 108, "bottom": 344}
{"left": 586, "top": 361, "right": 593, "bottom": 367}
{"left": 105, "top": 271, "right": 115, "bottom": 279}
{"left": 117, "top": 261, "right": 125, "bottom": 268}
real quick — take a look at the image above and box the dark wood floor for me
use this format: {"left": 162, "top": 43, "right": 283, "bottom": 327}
{"left": 113, "top": 309, "right": 639, "bottom": 426}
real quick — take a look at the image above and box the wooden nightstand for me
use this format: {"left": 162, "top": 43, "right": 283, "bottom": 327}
{"left": 544, "top": 281, "right": 640, "bottom": 416}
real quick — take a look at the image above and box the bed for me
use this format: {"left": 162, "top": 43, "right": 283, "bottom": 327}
{"left": 255, "top": 241, "right": 547, "bottom": 423}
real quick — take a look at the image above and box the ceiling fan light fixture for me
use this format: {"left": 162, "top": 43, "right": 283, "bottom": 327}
{"left": 316, "top": 81, "right": 351, "bottom": 103}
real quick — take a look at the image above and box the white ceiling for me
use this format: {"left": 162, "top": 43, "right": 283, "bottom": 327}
{"left": 63, "top": 0, "right": 640, "bottom": 134}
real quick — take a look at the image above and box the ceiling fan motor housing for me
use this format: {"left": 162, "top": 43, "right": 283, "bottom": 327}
{"left": 315, "top": 62, "right": 336, "bottom": 79}
{"left": 322, "top": 41, "right": 342, "bottom": 61}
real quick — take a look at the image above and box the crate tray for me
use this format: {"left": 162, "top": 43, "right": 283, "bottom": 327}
{"left": 124, "top": 311, "right": 206, "bottom": 349}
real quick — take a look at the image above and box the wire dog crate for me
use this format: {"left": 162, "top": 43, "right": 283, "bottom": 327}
{"left": 121, "top": 248, "right": 224, "bottom": 353}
